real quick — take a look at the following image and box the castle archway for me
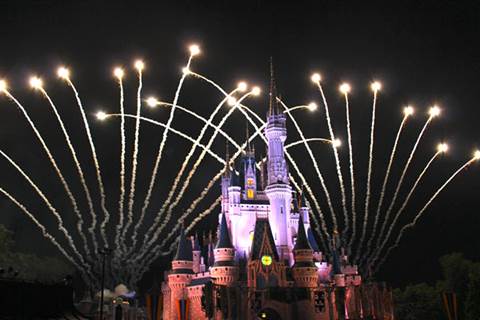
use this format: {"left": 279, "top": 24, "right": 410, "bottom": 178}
{"left": 257, "top": 307, "right": 282, "bottom": 320}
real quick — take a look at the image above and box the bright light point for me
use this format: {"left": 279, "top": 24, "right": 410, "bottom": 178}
{"left": 114, "top": 67, "right": 124, "bottom": 79}
{"left": 0, "top": 79, "right": 7, "bottom": 92}
{"left": 429, "top": 105, "right": 441, "bottom": 117}
{"left": 403, "top": 106, "right": 415, "bottom": 116}
{"left": 339, "top": 83, "right": 351, "bottom": 94}
{"left": 251, "top": 86, "right": 261, "bottom": 96}
{"left": 57, "top": 67, "right": 70, "bottom": 79}
{"left": 437, "top": 143, "right": 449, "bottom": 153}
{"left": 311, "top": 73, "right": 321, "bottom": 83}
{"left": 332, "top": 139, "right": 342, "bottom": 148}
{"left": 96, "top": 111, "right": 108, "bottom": 121}
{"left": 237, "top": 81, "right": 248, "bottom": 92}
{"left": 474, "top": 150, "right": 480, "bottom": 160}
{"left": 189, "top": 44, "right": 201, "bottom": 56}
{"left": 182, "top": 67, "right": 191, "bottom": 75}
{"left": 371, "top": 81, "right": 382, "bottom": 92}
{"left": 146, "top": 97, "right": 159, "bottom": 108}
{"left": 134, "top": 60, "right": 145, "bottom": 71}
{"left": 227, "top": 97, "right": 237, "bottom": 106}
{"left": 307, "top": 102, "right": 318, "bottom": 111}
{"left": 29, "top": 76, "right": 43, "bottom": 89}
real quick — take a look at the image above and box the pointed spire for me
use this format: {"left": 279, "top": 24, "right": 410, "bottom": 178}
{"left": 216, "top": 213, "right": 233, "bottom": 249}
{"left": 245, "top": 121, "right": 252, "bottom": 154}
{"left": 174, "top": 224, "right": 193, "bottom": 261}
{"left": 268, "top": 57, "right": 278, "bottom": 116}
{"left": 223, "top": 142, "right": 231, "bottom": 178}
{"left": 307, "top": 228, "right": 320, "bottom": 252}
{"left": 193, "top": 233, "right": 200, "bottom": 251}
{"left": 294, "top": 214, "right": 311, "bottom": 251}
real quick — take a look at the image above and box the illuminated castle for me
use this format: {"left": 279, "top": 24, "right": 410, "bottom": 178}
{"left": 160, "top": 71, "right": 394, "bottom": 320}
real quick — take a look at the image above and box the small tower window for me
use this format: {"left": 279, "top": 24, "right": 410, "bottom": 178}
{"left": 247, "top": 189, "right": 254, "bottom": 199}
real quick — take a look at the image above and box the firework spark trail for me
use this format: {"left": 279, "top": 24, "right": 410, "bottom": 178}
{"left": 355, "top": 90, "right": 379, "bottom": 262}
{"left": 104, "top": 114, "right": 227, "bottom": 164}
{"left": 140, "top": 55, "right": 195, "bottom": 230}
{"left": 362, "top": 114, "right": 410, "bottom": 263}
{"left": 373, "top": 157, "right": 477, "bottom": 272}
{"left": 39, "top": 88, "right": 93, "bottom": 259}
{"left": 129, "top": 90, "right": 237, "bottom": 256}
{"left": 0, "top": 186, "right": 87, "bottom": 278}
{"left": 134, "top": 123, "right": 265, "bottom": 266}
{"left": 138, "top": 92, "right": 254, "bottom": 258}
{"left": 285, "top": 138, "right": 333, "bottom": 149}
{"left": 3, "top": 90, "right": 98, "bottom": 257}
{"left": 368, "top": 149, "right": 442, "bottom": 268}
{"left": 315, "top": 82, "right": 348, "bottom": 236}
{"left": 112, "top": 75, "right": 127, "bottom": 255}
{"left": 185, "top": 196, "right": 222, "bottom": 234}
{"left": 65, "top": 78, "right": 108, "bottom": 251}
{"left": 0, "top": 149, "right": 92, "bottom": 276}
{"left": 343, "top": 93, "right": 357, "bottom": 251}
{"left": 374, "top": 115, "right": 435, "bottom": 255}
{"left": 126, "top": 67, "right": 145, "bottom": 252}
{"left": 185, "top": 73, "right": 332, "bottom": 243}
{"left": 278, "top": 98, "right": 335, "bottom": 240}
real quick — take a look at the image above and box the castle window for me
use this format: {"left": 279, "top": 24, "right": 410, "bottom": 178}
{"left": 247, "top": 189, "right": 254, "bottom": 199}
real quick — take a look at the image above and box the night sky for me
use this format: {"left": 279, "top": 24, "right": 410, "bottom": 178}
{"left": 0, "top": 0, "right": 479, "bottom": 289}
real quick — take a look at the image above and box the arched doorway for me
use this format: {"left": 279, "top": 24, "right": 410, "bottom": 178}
{"left": 257, "top": 308, "right": 282, "bottom": 320}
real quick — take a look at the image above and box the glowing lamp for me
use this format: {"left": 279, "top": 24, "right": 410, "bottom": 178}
{"left": 307, "top": 102, "right": 318, "bottom": 111}
{"left": 57, "top": 67, "right": 70, "bottom": 79}
{"left": 428, "top": 105, "right": 441, "bottom": 117}
{"left": 437, "top": 143, "right": 449, "bottom": 153}
{"left": 96, "top": 111, "right": 108, "bottom": 121}
{"left": 29, "top": 76, "right": 43, "bottom": 89}
{"left": 251, "top": 86, "right": 261, "bottom": 96}
{"left": 237, "top": 81, "right": 248, "bottom": 92}
{"left": 332, "top": 138, "right": 342, "bottom": 148}
{"left": 189, "top": 44, "right": 201, "bottom": 56}
{"left": 134, "top": 60, "right": 145, "bottom": 71}
{"left": 114, "top": 67, "right": 124, "bottom": 79}
{"left": 311, "top": 73, "right": 321, "bottom": 83}
{"left": 227, "top": 96, "right": 237, "bottom": 107}
{"left": 474, "top": 150, "right": 480, "bottom": 160}
{"left": 339, "top": 83, "right": 351, "bottom": 94}
{"left": 0, "top": 79, "right": 7, "bottom": 92}
{"left": 261, "top": 255, "right": 272, "bottom": 266}
{"left": 403, "top": 106, "right": 414, "bottom": 116}
{"left": 371, "top": 81, "right": 382, "bottom": 92}
{"left": 146, "top": 97, "right": 159, "bottom": 108}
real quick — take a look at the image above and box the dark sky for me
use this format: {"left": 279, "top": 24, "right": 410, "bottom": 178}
{"left": 0, "top": 0, "right": 479, "bottom": 289}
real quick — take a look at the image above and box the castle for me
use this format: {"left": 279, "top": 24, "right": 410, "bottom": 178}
{"left": 159, "top": 74, "right": 394, "bottom": 320}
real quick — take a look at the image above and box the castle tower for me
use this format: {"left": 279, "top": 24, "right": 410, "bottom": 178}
{"left": 211, "top": 213, "right": 238, "bottom": 286}
{"left": 292, "top": 214, "right": 318, "bottom": 288}
{"left": 192, "top": 234, "right": 201, "bottom": 273}
{"left": 264, "top": 62, "right": 293, "bottom": 261}
{"left": 221, "top": 144, "right": 231, "bottom": 214}
{"left": 243, "top": 128, "right": 257, "bottom": 200}
{"left": 166, "top": 226, "right": 194, "bottom": 320}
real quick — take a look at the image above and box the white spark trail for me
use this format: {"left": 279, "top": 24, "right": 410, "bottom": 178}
{"left": 4, "top": 90, "right": 98, "bottom": 256}
{"left": 279, "top": 98, "right": 334, "bottom": 240}
{"left": 115, "top": 76, "right": 127, "bottom": 255}
{"left": 374, "top": 115, "right": 434, "bottom": 256}
{"left": 0, "top": 186, "right": 87, "bottom": 280}
{"left": 356, "top": 90, "right": 378, "bottom": 262}
{"left": 343, "top": 93, "right": 356, "bottom": 250}
{"left": 285, "top": 138, "right": 332, "bottom": 149}
{"left": 373, "top": 157, "right": 476, "bottom": 272}
{"left": 362, "top": 114, "right": 409, "bottom": 263}
{"left": 0, "top": 149, "right": 92, "bottom": 275}
{"left": 126, "top": 68, "right": 144, "bottom": 251}
{"left": 139, "top": 55, "right": 194, "bottom": 236}
{"left": 368, "top": 150, "right": 442, "bottom": 269}
{"left": 315, "top": 82, "right": 348, "bottom": 235}
{"left": 40, "top": 88, "right": 94, "bottom": 259}
{"left": 128, "top": 90, "right": 237, "bottom": 256}
{"left": 65, "top": 78, "right": 109, "bottom": 250}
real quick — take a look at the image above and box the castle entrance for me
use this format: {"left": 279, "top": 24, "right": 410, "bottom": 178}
{"left": 257, "top": 308, "right": 282, "bottom": 320}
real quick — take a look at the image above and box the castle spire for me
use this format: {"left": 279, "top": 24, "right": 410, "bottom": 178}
{"left": 245, "top": 121, "right": 252, "bottom": 154}
{"left": 174, "top": 224, "right": 193, "bottom": 261}
{"left": 268, "top": 57, "right": 278, "bottom": 116}
{"left": 294, "top": 214, "right": 311, "bottom": 251}
{"left": 216, "top": 213, "right": 233, "bottom": 249}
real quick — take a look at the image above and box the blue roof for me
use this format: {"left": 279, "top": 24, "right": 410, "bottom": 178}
{"left": 216, "top": 213, "right": 233, "bottom": 249}
{"left": 307, "top": 227, "right": 320, "bottom": 252}
{"left": 294, "top": 214, "right": 311, "bottom": 251}
{"left": 174, "top": 226, "right": 193, "bottom": 261}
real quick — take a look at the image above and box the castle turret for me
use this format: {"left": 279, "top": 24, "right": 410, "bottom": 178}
{"left": 167, "top": 226, "right": 194, "bottom": 320}
{"left": 292, "top": 215, "right": 318, "bottom": 288}
{"left": 211, "top": 213, "right": 238, "bottom": 286}
{"left": 264, "top": 62, "right": 293, "bottom": 261}
{"left": 221, "top": 144, "right": 232, "bottom": 213}
{"left": 192, "top": 234, "right": 201, "bottom": 273}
